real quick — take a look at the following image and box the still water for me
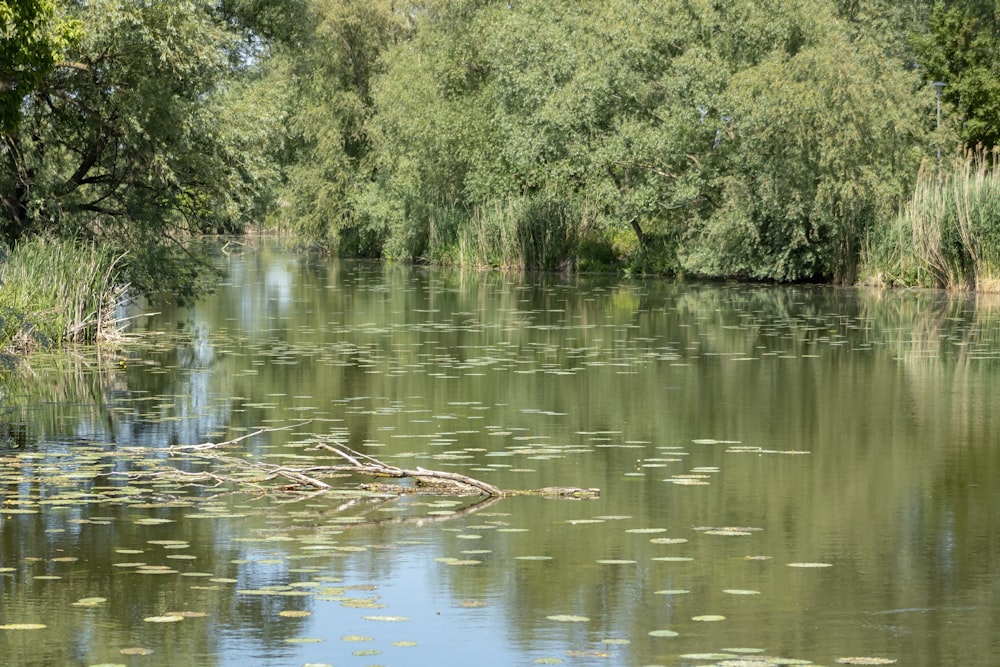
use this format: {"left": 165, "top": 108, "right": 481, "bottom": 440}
{"left": 2, "top": 238, "right": 999, "bottom": 666}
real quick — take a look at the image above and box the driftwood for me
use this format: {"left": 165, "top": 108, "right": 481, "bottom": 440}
{"left": 155, "top": 422, "right": 599, "bottom": 499}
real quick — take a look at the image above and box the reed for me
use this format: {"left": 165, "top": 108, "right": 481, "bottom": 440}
{"left": 451, "top": 196, "right": 586, "bottom": 270}
{"left": 0, "top": 237, "right": 127, "bottom": 353}
{"left": 863, "top": 151, "right": 1000, "bottom": 291}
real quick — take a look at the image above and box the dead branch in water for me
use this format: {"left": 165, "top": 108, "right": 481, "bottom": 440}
{"left": 148, "top": 421, "right": 597, "bottom": 499}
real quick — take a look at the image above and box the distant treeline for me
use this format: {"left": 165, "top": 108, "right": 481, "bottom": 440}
{"left": 3, "top": 0, "right": 1000, "bottom": 297}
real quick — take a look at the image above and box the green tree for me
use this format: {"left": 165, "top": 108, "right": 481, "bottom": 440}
{"left": 0, "top": 0, "right": 80, "bottom": 133}
{"left": 912, "top": 1, "right": 1000, "bottom": 150}
{"left": 691, "top": 2, "right": 925, "bottom": 282}
{"left": 0, "top": 0, "right": 283, "bottom": 294}
{"left": 273, "top": 0, "right": 409, "bottom": 253}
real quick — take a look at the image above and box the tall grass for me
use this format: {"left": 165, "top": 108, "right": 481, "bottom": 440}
{"left": 450, "top": 196, "right": 590, "bottom": 270}
{"left": 863, "top": 151, "right": 1000, "bottom": 291}
{"left": 0, "top": 237, "right": 127, "bottom": 354}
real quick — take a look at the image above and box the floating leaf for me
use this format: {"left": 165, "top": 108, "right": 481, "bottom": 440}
{"left": 681, "top": 654, "right": 739, "bottom": 661}
{"left": 0, "top": 623, "right": 47, "bottom": 630}
{"left": 285, "top": 638, "right": 324, "bottom": 644}
{"left": 721, "top": 648, "right": 766, "bottom": 654}
{"left": 692, "top": 615, "right": 726, "bottom": 622}
{"left": 654, "top": 589, "right": 691, "bottom": 595}
{"left": 647, "top": 629, "right": 679, "bottom": 638}
{"left": 72, "top": 597, "right": 108, "bottom": 607}
{"left": 459, "top": 600, "right": 488, "bottom": 608}
{"left": 341, "top": 635, "right": 374, "bottom": 642}
{"left": 278, "top": 610, "right": 311, "bottom": 618}
{"left": 546, "top": 615, "right": 589, "bottom": 623}
{"left": 723, "top": 589, "right": 761, "bottom": 595}
{"left": 362, "top": 615, "right": 409, "bottom": 622}
{"left": 836, "top": 659, "right": 897, "bottom": 665}
{"left": 625, "top": 528, "right": 667, "bottom": 534}
{"left": 143, "top": 616, "right": 184, "bottom": 623}
{"left": 787, "top": 562, "right": 833, "bottom": 568}
{"left": 596, "top": 559, "right": 636, "bottom": 565}
{"left": 118, "top": 648, "right": 153, "bottom": 656}
{"left": 163, "top": 611, "right": 206, "bottom": 618}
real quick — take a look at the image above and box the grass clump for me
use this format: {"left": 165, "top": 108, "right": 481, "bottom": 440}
{"left": 0, "top": 237, "right": 127, "bottom": 355}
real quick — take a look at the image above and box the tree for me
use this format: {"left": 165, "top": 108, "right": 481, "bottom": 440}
{"left": 273, "top": 0, "right": 409, "bottom": 253}
{"left": 912, "top": 1, "right": 1000, "bottom": 150}
{"left": 0, "top": 0, "right": 80, "bottom": 133}
{"left": 690, "top": 2, "right": 925, "bottom": 282}
{"left": 0, "top": 0, "right": 283, "bottom": 295}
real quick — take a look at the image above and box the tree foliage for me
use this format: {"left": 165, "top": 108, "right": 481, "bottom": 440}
{"left": 6, "top": 0, "right": 999, "bottom": 293}
{"left": 0, "top": 0, "right": 283, "bottom": 294}
{"left": 0, "top": 0, "right": 80, "bottom": 133}
{"left": 346, "top": 0, "right": 925, "bottom": 279}
{"left": 912, "top": 0, "right": 1000, "bottom": 150}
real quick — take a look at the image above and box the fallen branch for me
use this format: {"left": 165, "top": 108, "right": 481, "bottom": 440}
{"left": 309, "top": 441, "right": 502, "bottom": 496}
{"left": 122, "top": 423, "right": 598, "bottom": 500}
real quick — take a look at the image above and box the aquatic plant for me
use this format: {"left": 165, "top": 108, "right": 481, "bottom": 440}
{"left": 0, "top": 237, "right": 127, "bottom": 353}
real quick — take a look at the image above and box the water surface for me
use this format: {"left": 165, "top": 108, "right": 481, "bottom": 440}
{"left": 2, "top": 238, "right": 999, "bottom": 666}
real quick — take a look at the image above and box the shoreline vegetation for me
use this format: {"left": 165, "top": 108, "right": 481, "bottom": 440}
{"left": 5, "top": 1, "right": 1000, "bottom": 361}
{"left": 0, "top": 237, "right": 128, "bottom": 362}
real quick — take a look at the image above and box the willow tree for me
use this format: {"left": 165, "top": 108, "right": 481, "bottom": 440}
{"left": 0, "top": 0, "right": 283, "bottom": 295}
{"left": 270, "top": 0, "right": 409, "bottom": 254}
{"left": 686, "top": 0, "right": 926, "bottom": 282}
{"left": 284, "top": 0, "right": 928, "bottom": 279}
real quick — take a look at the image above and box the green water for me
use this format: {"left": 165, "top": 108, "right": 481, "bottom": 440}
{"left": 2, "top": 238, "right": 999, "bottom": 666}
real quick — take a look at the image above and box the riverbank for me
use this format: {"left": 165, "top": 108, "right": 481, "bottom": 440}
{"left": 0, "top": 237, "right": 126, "bottom": 360}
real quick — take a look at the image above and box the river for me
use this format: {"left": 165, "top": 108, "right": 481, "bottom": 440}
{"left": 1, "top": 237, "right": 998, "bottom": 666}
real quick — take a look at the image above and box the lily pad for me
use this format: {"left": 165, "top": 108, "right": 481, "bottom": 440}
{"left": 647, "top": 629, "right": 679, "bottom": 638}
{"left": 546, "top": 614, "right": 589, "bottom": 622}
{"left": 836, "top": 659, "right": 897, "bottom": 665}
{"left": 72, "top": 597, "right": 108, "bottom": 607}
{"left": 0, "top": 623, "right": 47, "bottom": 630}
{"left": 681, "top": 654, "right": 739, "bottom": 661}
